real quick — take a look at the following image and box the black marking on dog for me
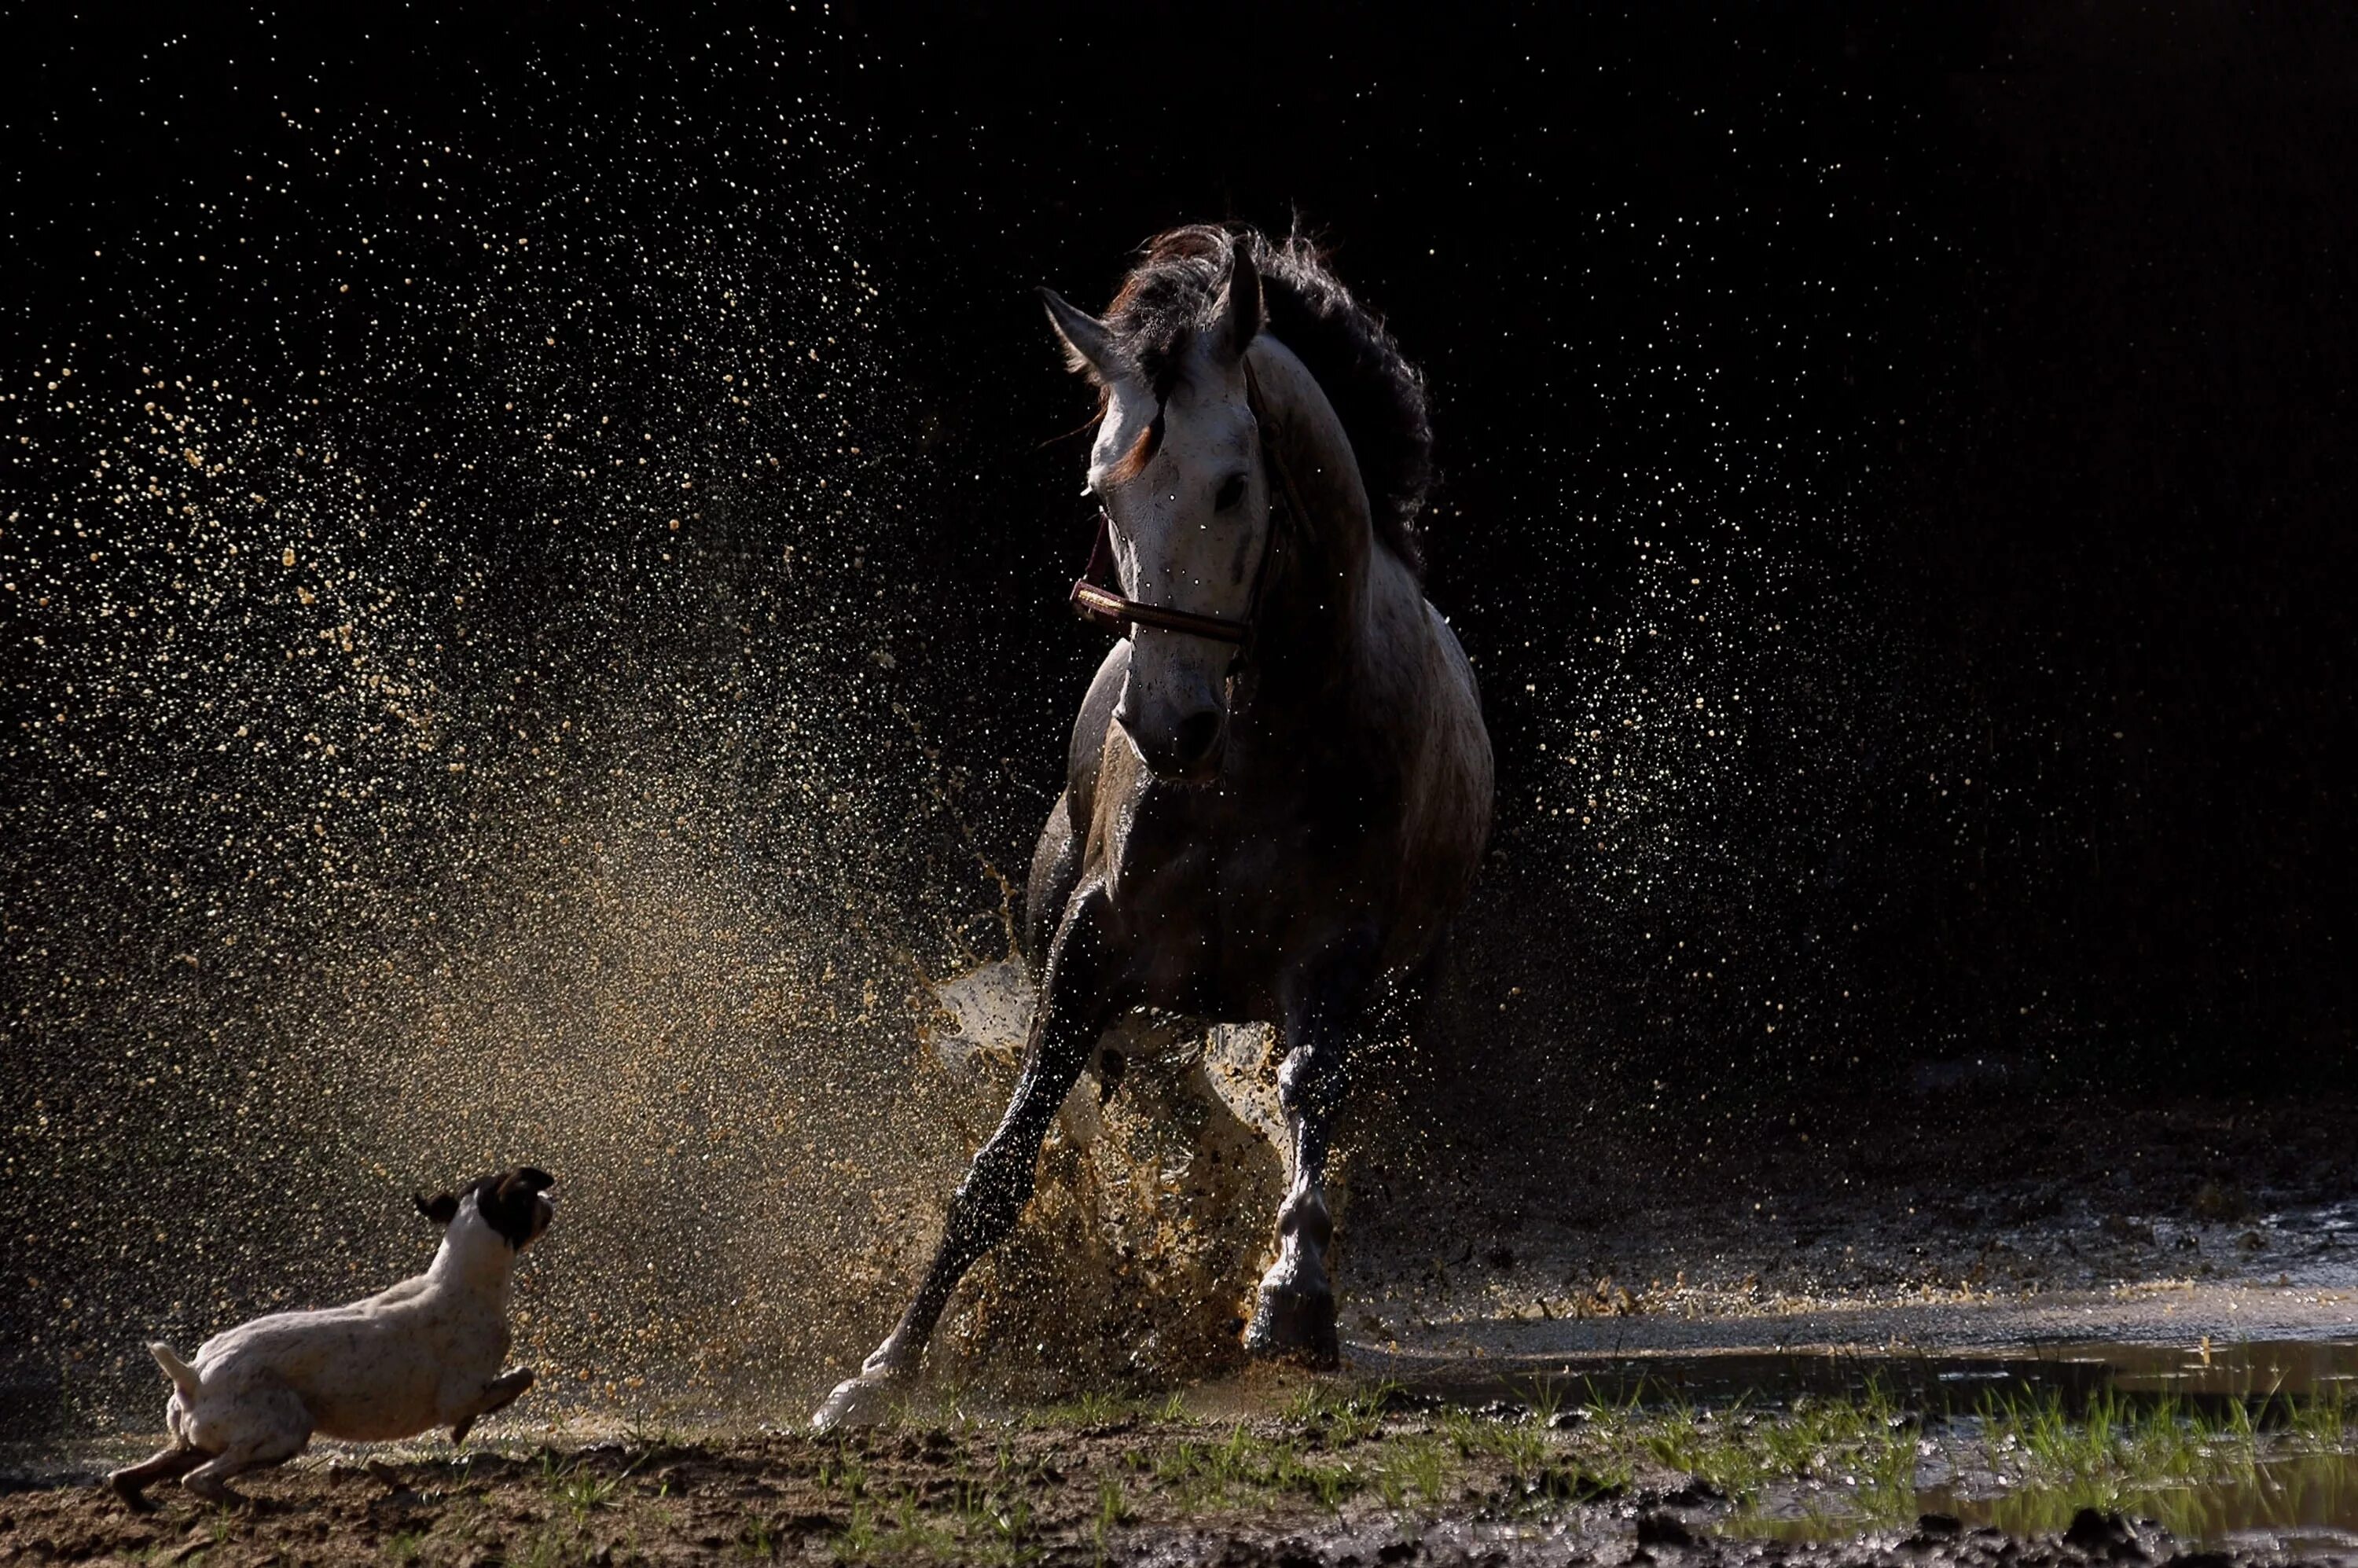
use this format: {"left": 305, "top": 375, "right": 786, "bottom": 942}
{"left": 469, "top": 1166, "right": 555, "bottom": 1250}
{"left": 414, "top": 1192, "right": 461, "bottom": 1225}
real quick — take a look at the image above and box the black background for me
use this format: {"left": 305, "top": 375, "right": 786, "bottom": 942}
{"left": 8, "top": 0, "right": 2354, "bottom": 1124}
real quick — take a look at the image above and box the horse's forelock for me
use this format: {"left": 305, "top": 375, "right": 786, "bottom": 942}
{"left": 1107, "top": 411, "right": 1164, "bottom": 485}
{"left": 1107, "top": 226, "right": 1235, "bottom": 402}
{"left": 1095, "top": 223, "right": 1433, "bottom": 574}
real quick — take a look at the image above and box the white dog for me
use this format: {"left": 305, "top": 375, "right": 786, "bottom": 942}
{"left": 107, "top": 1166, "right": 555, "bottom": 1509}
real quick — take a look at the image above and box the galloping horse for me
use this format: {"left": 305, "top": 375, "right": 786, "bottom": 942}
{"left": 816, "top": 226, "right": 1493, "bottom": 1427}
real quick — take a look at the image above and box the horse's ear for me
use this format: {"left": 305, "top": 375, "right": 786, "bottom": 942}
{"left": 1214, "top": 242, "right": 1263, "bottom": 363}
{"left": 1039, "top": 288, "right": 1115, "bottom": 382}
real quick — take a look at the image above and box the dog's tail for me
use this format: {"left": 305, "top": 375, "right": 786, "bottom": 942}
{"left": 147, "top": 1341, "right": 202, "bottom": 1401}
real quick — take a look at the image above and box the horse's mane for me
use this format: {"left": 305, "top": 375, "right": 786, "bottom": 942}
{"left": 1101, "top": 224, "right": 1434, "bottom": 575}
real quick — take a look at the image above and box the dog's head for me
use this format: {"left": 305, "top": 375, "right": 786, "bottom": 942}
{"left": 414, "top": 1166, "right": 556, "bottom": 1252}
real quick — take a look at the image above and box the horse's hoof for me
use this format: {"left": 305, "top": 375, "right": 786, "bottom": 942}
{"left": 1244, "top": 1283, "right": 1339, "bottom": 1368}
{"left": 811, "top": 1371, "right": 901, "bottom": 1433}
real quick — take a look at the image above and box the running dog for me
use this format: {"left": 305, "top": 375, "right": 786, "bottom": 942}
{"left": 108, "top": 1166, "right": 555, "bottom": 1509}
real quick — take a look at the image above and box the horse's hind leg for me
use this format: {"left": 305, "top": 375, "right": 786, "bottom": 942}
{"left": 813, "top": 887, "right": 1120, "bottom": 1430}
{"left": 1247, "top": 931, "right": 1383, "bottom": 1369}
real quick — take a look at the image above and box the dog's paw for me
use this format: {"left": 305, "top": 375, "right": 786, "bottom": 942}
{"left": 810, "top": 1371, "right": 901, "bottom": 1433}
{"left": 105, "top": 1474, "right": 158, "bottom": 1514}
{"left": 185, "top": 1478, "right": 247, "bottom": 1510}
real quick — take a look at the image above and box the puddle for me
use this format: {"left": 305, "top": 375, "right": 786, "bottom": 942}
{"left": 1923, "top": 1451, "right": 2358, "bottom": 1554}
{"left": 13, "top": 1338, "right": 2358, "bottom": 1553}
{"left": 1391, "top": 1335, "right": 2358, "bottom": 1408}
{"left": 1372, "top": 1338, "right": 2358, "bottom": 1551}
{"left": 1719, "top": 1444, "right": 2358, "bottom": 1555}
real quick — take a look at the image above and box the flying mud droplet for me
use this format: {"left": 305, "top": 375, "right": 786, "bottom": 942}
{"left": 916, "top": 960, "right": 1288, "bottom": 1398}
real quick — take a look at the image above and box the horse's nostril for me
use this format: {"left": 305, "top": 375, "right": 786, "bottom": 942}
{"left": 1175, "top": 711, "right": 1222, "bottom": 767}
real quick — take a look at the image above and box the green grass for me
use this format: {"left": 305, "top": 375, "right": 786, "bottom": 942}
{"left": 1970, "top": 1383, "right": 2358, "bottom": 1512}
{"left": 533, "top": 1447, "right": 634, "bottom": 1522}
{"left": 1093, "top": 1475, "right": 1134, "bottom": 1563}
{"left": 1372, "top": 1434, "right": 1449, "bottom": 1511}
{"left": 1280, "top": 1378, "right": 1401, "bottom": 1445}
{"left": 815, "top": 1449, "right": 870, "bottom": 1500}
{"left": 470, "top": 1373, "right": 2358, "bottom": 1561}
{"left": 1019, "top": 1386, "right": 1195, "bottom": 1430}
{"left": 825, "top": 1476, "right": 1041, "bottom": 1566}
{"left": 2289, "top": 1383, "right": 2357, "bottom": 1452}
{"left": 1150, "top": 1421, "right": 1368, "bottom": 1511}
{"left": 1945, "top": 1384, "right": 2358, "bottom": 1542}
{"left": 1039, "top": 1388, "right": 1133, "bottom": 1427}
{"left": 1226, "top": 1375, "right": 2355, "bottom": 1536}
{"left": 1552, "top": 1383, "right": 1903, "bottom": 1527}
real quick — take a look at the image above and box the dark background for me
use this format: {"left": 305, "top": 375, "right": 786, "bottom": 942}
{"left": 5, "top": 0, "right": 2356, "bottom": 1441}
{"left": 6, "top": 1, "right": 2354, "bottom": 1181}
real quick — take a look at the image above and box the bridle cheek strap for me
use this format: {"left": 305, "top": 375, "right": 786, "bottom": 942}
{"left": 1068, "top": 356, "right": 1294, "bottom": 660}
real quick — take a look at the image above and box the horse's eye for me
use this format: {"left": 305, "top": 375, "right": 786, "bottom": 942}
{"left": 1214, "top": 473, "right": 1247, "bottom": 512}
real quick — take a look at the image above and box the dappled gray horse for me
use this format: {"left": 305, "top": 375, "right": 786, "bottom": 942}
{"left": 817, "top": 226, "right": 1493, "bottom": 1427}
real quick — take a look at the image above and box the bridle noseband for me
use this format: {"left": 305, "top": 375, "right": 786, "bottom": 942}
{"left": 1069, "top": 358, "right": 1306, "bottom": 669}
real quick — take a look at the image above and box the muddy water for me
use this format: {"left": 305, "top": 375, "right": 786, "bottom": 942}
{"left": 1405, "top": 1335, "right": 2358, "bottom": 1407}
{"left": 756, "top": 958, "right": 2358, "bottom": 1558}
{"left": 10, "top": 1338, "right": 2358, "bottom": 1557}
{"left": 910, "top": 960, "right": 1289, "bottom": 1395}
{"left": 1394, "top": 1338, "right": 2358, "bottom": 1552}
{"left": 1919, "top": 1453, "right": 2358, "bottom": 1555}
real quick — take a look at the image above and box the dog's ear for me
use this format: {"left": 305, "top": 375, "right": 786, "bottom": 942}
{"left": 414, "top": 1191, "right": 461, "bottom": 1226}
{"left": 505, "top": 1166, "right": 556, "bottom": 1196}
{"left": 476, "top": 1166, "right": 556, "bottom": 1249}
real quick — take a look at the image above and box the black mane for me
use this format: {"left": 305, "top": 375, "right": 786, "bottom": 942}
{"left": 1103, "top": 224, "right": 1435, "bottom": 575}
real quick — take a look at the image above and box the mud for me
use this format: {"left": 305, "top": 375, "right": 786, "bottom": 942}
{"left": 3, "top": 1401, "right": 2347, "bottom": 1567}
{"left": 924, "top": 965, "right": 2358, "bottom": 1398}
{"left": 9, "top": 1085, "right": 2358, "bottom": 1564}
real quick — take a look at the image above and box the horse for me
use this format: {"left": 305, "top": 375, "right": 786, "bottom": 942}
{"left": 814, "top": 225, "right": 1493, "bottom": 1428}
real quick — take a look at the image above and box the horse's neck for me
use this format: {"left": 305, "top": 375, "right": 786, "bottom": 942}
{"left": 1247, "top": 340, "right": 1379, "bottom": 673}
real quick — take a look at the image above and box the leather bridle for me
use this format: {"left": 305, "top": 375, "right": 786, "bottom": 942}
{"left": 1069, "top": 357, "right": 1306, "bottom": 670}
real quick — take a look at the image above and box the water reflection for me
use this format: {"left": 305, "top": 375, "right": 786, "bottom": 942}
{"left": 1404, "top": 1337, "right": 2358, "bottom": 1550}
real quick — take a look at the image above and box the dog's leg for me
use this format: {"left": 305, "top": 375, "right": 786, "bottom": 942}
{"left": 107, "top": 1445, "right": 205, "bottom": 1512}
{"left": 450, "top": 1368, "right": 534, "bottom": 1445}
{"left": 183, "top": 1390, "right": 310, "bottom": 1507}
{"left": 182, "top": 1434, "right": 305, "bottom": 1507}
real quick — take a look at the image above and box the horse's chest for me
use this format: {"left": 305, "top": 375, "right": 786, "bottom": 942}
{"left": 1096, "top": 764, "right": 1385, "bottom": 1001}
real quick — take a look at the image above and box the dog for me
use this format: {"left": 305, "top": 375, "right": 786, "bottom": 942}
{"left": 107, "top": 1166, "right": 556, "bottom": 1509}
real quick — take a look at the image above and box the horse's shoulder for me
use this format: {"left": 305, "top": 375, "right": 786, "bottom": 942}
{"left": 1423, "top": 598, "right": 1481, "bottom": 702}
{"left": 1063, "top": 641, "right": 1129, "bottom": 820}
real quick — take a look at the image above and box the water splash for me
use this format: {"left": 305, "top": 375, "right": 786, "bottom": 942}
{"left": 0, "top": 28, "right": 1063, "bottom": 1439}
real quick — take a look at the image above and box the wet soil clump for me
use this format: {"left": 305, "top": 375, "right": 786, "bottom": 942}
{"left": 2, "top": 1406, "right": 2342, "bottom": 1568}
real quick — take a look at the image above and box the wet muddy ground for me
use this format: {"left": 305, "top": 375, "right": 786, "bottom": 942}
{"left": 1343, "top": 1089, "right": 2358, "bottom": 1353}
{"left": 8, "top": 1092, "right": 2353, "bottom": 1563}
{"left": 8, "top": 1346, "right": 2358, "bottom": 1567}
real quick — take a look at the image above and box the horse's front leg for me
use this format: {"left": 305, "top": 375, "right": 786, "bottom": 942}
{"left": 1246, "top": 930, "right": 1382, "bottom": 1368}
{"left": 813, "top": 887, "right": 1120, "bottom": 1430}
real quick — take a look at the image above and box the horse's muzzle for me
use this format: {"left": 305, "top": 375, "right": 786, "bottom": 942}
{"left": 1118, "top": 704, "right": 1228, "bottom": 783}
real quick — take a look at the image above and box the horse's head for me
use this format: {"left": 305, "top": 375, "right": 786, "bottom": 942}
{"left": 1041, "top": 240, "right": 1269, "bottom": 783}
